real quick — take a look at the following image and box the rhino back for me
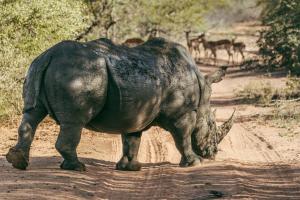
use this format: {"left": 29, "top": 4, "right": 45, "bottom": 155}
{"left": 87, "top": 38, "right": 201, "bottom": 133}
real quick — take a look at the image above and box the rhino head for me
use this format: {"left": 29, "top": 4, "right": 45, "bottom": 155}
{"left": 192, "top": 66, "right": 235, "bottom": 159}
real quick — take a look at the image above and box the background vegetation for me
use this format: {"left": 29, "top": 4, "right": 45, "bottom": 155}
{"left": 236, "top": 77, "right": 300, "bottom": 136}
{"left": 0, "top": 0, "right": 89, "bottom": 118}
{"left": 236, "top": 77, "right": 300, "bottom": 105}
{"left": 258, "top": 0, "right": 300, "bottom": 75}
{"left": 0, "top": 0, "right": 228, "bottom": 119}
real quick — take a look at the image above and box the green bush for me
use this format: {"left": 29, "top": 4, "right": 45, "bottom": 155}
{"left": 258, "top": 0, "right": 300, "bottom": 75}
{"left": 0, "top": 0, "right": 89, "bottom": 119}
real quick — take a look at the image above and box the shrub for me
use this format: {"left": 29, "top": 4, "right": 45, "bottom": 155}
{"left": 0, "top": 0, "right": 89, "bottom": 119}
{"left": 257, "top": 0, "right": 300, "bottom": 75}
{"left": 236, "top": 81, "right": 278, "bottom": 104}
{"left": 236, "top": 77, "right": 300, "bottom": 104}
{"left": 237, "top": 77, "right": 300, "bottom": 135}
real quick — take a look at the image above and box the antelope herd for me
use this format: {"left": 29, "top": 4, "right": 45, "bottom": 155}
{"left": 186, "top": 32, "right": 246, "bottom": 65}
{"left": 122, "top": 30, "right": 246, "bottom": 65}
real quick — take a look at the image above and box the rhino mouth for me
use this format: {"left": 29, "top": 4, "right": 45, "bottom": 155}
{"left": 192, "top": 109, "right": 235, "bottom": 159}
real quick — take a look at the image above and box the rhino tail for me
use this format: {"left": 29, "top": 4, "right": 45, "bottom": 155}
{"left": 23, "top": 50, "right": 52, "bottom": 113}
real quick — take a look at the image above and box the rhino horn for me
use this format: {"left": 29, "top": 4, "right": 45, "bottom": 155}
{"left": 217, "top": 109, "right": 235, "bottom": 144}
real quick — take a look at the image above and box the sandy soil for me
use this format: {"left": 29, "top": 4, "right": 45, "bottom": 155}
{"left": 0, "top": 22, "right": 299, "bottom": 199}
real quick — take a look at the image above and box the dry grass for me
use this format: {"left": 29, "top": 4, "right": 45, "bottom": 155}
{"left": 236, "top": 77, "right": 300, "bottom": 104}
{"left": 236, "top": 77, "right": 300, "bottom": 137}
{"left": 267, "top": 101, "right": 300, "bottom": 137}
{"left": 236, "top": 81, "right": 279, "bottom": 104}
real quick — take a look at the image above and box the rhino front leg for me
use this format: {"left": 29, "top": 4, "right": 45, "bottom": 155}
{"left": 116, "top": 132, "right": 142, "bottom": 171}
{"left": 171, "top": 111, "right": 202, "bottom": 167}
{"left": 55, "top": 124, "right": 86, "bottom": 171}
{"left": 6, "top": 105, "right": 47, "bottom": 170}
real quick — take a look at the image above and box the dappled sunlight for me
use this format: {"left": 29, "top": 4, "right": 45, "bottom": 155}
{"left": 1, "top": 0, "right": 299, "bottom": 198}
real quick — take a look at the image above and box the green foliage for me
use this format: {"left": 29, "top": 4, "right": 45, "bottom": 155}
{"left": 111, "top": 0, "right": 227, "bottom": 41}
{"left": 256, "top": 0, "right": 281, "bottom": 17}
{"left": 258, "top": 0, "right": 300, "bottom": 75}
{"left": 0, "top": 0, "right": 89, "bottom": 55}
{"left": 72, "top": 0, "right": 227, "bottom": 42}
{"left": 0, "top": 0, "right": 89, "bottom": 119}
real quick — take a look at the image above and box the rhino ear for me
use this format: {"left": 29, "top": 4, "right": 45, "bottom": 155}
{"left": 205, "top": 66, "right": 227, "bottom": 84}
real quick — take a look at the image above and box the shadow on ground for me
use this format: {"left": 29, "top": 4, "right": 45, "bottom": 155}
{"left": 211, "top": 98, "right": 249, "bottom": 108}
{"left": 198, "top": 63, "right": 287, "bottom": 80}
{"left": 0, "top": 156, "right": 299, "bottom": 199}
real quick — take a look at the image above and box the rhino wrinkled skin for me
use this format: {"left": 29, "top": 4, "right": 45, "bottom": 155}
{"left": 6, "top": 38, "right": 233, "bottom": 171}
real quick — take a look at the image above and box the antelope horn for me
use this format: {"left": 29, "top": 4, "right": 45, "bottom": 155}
{"left": 217, "top": 109, "right": 235, "bottom": 144}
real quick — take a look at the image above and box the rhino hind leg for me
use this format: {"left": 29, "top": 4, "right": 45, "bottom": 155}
{"left": 163, "top": 111, "right": 202, "bottom": 167}
{"left": 6, "top": 104, "right": 47, "bottom": 170}
{"left": 116, "top": 132, "right": 142, "bottom": 171}
{"left": 56, "top": 124, "right": 86, "bottom": 171}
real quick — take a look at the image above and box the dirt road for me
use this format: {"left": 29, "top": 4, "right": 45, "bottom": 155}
{"left": 0, "top": 23, "right": 299, "bottom": 199}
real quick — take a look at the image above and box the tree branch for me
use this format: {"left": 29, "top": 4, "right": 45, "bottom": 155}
{"left": 75, "top": 20, "right": 101, "bottom": 41}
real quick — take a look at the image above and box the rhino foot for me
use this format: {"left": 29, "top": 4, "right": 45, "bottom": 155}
{"left": 179, "top": 156, "right": 202, "bottom": 167}
{"left": 6, "top": 147, "right": 28, "bottom": 170}
{"left": 60, "top": 160, "right": 86, "bottom": 172}
{"left": 116, "top": 158, "right": 141, "bottom": 171}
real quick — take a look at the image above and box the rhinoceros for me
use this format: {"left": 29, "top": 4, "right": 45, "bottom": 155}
{"left": 6, "top": 38, "right": 234, "bottom": 171}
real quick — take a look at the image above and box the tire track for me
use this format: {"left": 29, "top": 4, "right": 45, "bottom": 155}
{"left": 240, "top": 122, "right": 282, "bottom": 162}
{"left": 93, "top": 128, "right": 172, "bottom": 199}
